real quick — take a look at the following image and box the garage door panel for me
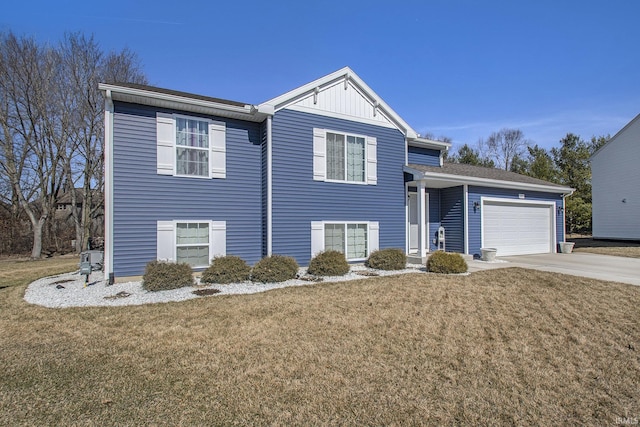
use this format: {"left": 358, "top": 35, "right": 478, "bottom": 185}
{"left": 483, "top": 201, "right": 553, "bottom": 256}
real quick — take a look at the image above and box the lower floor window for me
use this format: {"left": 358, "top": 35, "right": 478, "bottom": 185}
{"left": 176, "top": 222, "right": 210, "bottom": 266}
{"left": 324, "top": 223, "right": 368, "bottom": 259}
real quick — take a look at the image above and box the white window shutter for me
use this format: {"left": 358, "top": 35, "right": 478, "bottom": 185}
{"left": 369, "top": 221, "right": 379, "bottom": 254}
{"left": 210, "top": 221, "right": 226, "bottom": 259}
{"left": 157, "top": 113, "right": 175, "bottom": 175}
{"left": 209, "top": 122, "right": 226, "bottom": 179}
{"left": 311, "top": 221, "right": 324, "bottom": 257}
{"left": 366, "top": 136, "right": 377, "bottom": 185}
{"left": 157, "top": 221, "right": 175, "bottom": 261}
{"left": 313, "top": 128, "right": 326, "bottom": 181}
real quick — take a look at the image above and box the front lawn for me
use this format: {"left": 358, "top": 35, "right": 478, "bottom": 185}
{"left": 1, "top": 268, "right": 638, "bottom": 425}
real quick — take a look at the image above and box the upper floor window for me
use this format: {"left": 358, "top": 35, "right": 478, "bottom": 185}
{"left": 156, "top": 112, "right": 226, "bottom": 179}
{"left": 176, "top": 118, "right": 209, "bottom": 177}
{"left": 313, "top": 127, "right": 377, "bottom": 185}
{"left": 326, "top": 132, "right": 365, "bottom": 182}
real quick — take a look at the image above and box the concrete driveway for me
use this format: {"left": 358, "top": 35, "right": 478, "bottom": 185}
{"left": 468, "top": 252, "right": 640, "bottom": 286}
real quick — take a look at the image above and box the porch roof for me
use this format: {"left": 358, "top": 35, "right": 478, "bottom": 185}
{"left": 405, "top": 163, "right": 574, "bottom": 194}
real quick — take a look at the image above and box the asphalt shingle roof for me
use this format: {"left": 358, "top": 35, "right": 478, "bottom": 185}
{"left": 111, "top": 82, "right": 248, "bottom": 107}
{"left": 408, "top": 162, "right": 570, "bottom": 189}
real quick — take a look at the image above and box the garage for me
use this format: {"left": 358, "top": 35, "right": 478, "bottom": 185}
{"left": 482, "top": 198, "right": 555, "bottom": 256}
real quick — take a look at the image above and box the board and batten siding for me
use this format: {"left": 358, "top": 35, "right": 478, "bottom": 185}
{"left": 466, "top": 186, "right": 564, "bottom": 257}
{"left": 440, "top": 186, "right": 464, "bottom": 253}
{"left": 271, "top": 109, "right": 406, "bottom": 265}
{"left": 592, "top": 116, "right": 640, "bottom": 240}
{"left": 407, "top": 146, "right": 441, "bottom": 167}
{"left": 111, "top": 102, "right": 263, "bottom": 278}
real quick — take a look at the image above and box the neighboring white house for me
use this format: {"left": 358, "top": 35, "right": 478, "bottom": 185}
{"left": 591, "top": 113, "right": 640, "bottom": 240}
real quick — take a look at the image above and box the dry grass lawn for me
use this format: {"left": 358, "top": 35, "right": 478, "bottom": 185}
{"left": 1, "top": 267, "right": 639, "bottom": 425}
{"left": 569, "top": 236, "right": 640, "bottom": 258}
{"left": 0, "top": 255, "right": 78, "bottom": 288}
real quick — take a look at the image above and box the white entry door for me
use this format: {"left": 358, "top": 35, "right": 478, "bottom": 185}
{"left": 408, "top": 192, "right": 429, "bottom": 253}
{"left": 482, "top": 199, "right": 555, "bottom": 256}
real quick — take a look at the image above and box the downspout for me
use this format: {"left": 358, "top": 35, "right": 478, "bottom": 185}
{"left": 103, "top": 90, "right": 114, "bottom": 285}
{"left": 267, "top": 116, "right": 273, "bottom": 256}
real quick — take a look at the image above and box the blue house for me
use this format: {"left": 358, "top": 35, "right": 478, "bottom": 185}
{"left": 100, "top": 67, "right": 573, "bottom": 282}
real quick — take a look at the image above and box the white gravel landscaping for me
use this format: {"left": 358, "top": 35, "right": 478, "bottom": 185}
{"left": 24, "top": 264, "right": 428, "bottom": 309}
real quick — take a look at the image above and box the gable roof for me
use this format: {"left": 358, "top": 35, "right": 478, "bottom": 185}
{"left": 591, "top": 113, "right": 640, "bottom": 160}
{"left": 260, "top": 67, "right": 422, "bottom": 140}
{"left": 406, "top": 162, "right": 574, "bottom": 194}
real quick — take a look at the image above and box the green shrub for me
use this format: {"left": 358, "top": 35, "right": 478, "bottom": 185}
{"left": 201, "top": 255, "right": 251, "bottom": 284}
{"left": 426, "top": 251, "right": 468, "bottom": 274}
{"left": 365, "top": 248, "right": 407, "bottom": 270}
{"left": 251, "top": 255, "right": 299, "bottom": 283}
{"left": 307, "top": 250, "right": 350, "bottom": 276}
{"left": 142, "top": 260, "right": 194, "bottom": 291}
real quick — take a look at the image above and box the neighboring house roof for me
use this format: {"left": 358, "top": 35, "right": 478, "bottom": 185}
{"left": 99, "top": 82, "right": 272, "bottom": 122}
{"left": 405, "top": 162, "right": 574, "bottom": 194}
{"left": 591, "top": 112, "right": 640, "bottom": 160}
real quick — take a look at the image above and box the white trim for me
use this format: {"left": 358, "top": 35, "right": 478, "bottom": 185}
{"left": 104, "top": 91, "right": 114, "bottom": 281}
{"left": 284, "top": 105, "right": 398, "bottom": 130}
{"left": 405, "top": 166, "right": 574, "bottom": 194}
{"left": 259, "top": 67, "right": 418, "bottom": 138}
{"left": 267, "top": 116, "right": 273, "bottom": 256}
{"left": 407, "top": 138, "right": 452, "bottom": 151}
{"left": 463, "top": 184, "right": 469, "bottom": 255}
{"left": 98, "top": 83, "right": 270, "bottom": 122}
{"left": 312, "top": 220, "right": 377, "bottom": 261}
{"left": 321, "top": 128, "right": 372, "bottom": 185}
{"left": 480, "top": 197, "right": 557, "bottom": 255}
{"left": 405, "top": 183, "right": 409, "bottom": 254}
{"left": 418, "top": 181, "right": 427, "bottom": 258}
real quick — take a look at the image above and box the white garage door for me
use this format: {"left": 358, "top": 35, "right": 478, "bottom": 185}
{"left": 483, "top": 199, "right": 554, "bottom": 256}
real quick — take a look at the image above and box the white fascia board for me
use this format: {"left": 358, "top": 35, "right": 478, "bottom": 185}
{"left": 259, "top": 67, "right": 419, "bottom": 138}
{"left": 407, "top": 137, "right": 452, "bottom": 151}
{"left": 404, "top": 166, "right": 575, "bottom": 194}
{"left": 98, "top": 83, "right": 270, "bottom": 122}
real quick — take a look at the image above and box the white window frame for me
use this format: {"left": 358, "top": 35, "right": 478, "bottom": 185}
{"left": 157, "top": 112, "right": 226, "bottom": 179}
{"left": 311, "top": 221, "right": 379, "bottom": 261}
{"left": 174, "top": 115, "right": 211, "bottom": 179}
{"left": 313, "top": 127, "right": 376, "bottom": 185}
{"left": 157, "top": 220, "right": 226, "bottom": 268}
{"left": 175, "top": 221, "right": 211, "bottom": 267}
{"left": 325, "top": 130, "right": 367, "bottom": 184}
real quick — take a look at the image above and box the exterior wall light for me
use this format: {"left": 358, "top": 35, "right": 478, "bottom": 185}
{"left": 557, "top": 206, "right": 564, "bottom": 215}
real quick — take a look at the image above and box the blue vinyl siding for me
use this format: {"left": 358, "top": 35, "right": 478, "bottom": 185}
{"left": 467, "top": 186, "right": 565, "bottom": 257}
{"left": 440, "top": 186, "right": 464, "bottom": 253}
{"left": 271, "top": 109, "right": 406, "bottom": 265}
{"left": 408, "top": 146, "right": 441, "bottom": 167}
{"left": 112, "top": 102, "right": 263, "bottom": 277}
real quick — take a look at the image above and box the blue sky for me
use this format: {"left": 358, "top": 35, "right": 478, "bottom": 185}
{"left": 3, "top": 0, "right": 639, "bottom": 150}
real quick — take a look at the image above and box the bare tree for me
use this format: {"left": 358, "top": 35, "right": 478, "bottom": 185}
{"left": 58, "top": 33, "right": 147, "bottom": 252}
{"left": 484, "top": 128, "right": 529, "bottom": 171}
{"left": 0, "top": 31, "right": 146, "bottom": 257}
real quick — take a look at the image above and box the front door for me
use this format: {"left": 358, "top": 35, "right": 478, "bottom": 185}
{"left": 408, "top": 192, "right": 429, "bottom": 254}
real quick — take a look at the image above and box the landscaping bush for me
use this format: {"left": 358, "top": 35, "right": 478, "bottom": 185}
{"left": 307, "top": 250, "right": 350, "bottom": 276}
{"left": 426, "top": 251, "right": 468, "bottom": 274}
{"left": 201, "top": 255, "right": 251, "bottom": 284}
{"left": 365, "top": 248, "right": 407, "bottom": 270}
{"left": 142, "top": 260, "right": 194, "bottom": 291}
{"left": 251, "top": 255, "right": 299, "bottom": 283}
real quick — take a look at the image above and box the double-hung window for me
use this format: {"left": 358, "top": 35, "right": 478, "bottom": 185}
{"left": 156, "top": 113, "right": 226, "bottom": 179}
{"left": 176, "top": 222, "right": 210, "bottom": 266}
{"left": 156, "top": 220, "right": 227, "bottom": 268}
{"left": 326, "top": 132, "right": 365, "bottom": 182}
{"left": 313, "top": 128, "right": 376, "bottom": 184}
{"left": 175, "top": 118, "right": 209, "bottom": 177}
{"left": 324, "top": 223, "right": 368, "bottom": 260}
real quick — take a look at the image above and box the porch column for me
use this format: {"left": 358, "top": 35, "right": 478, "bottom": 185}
{"left": 417, "top": 181, "right": 427, "bottom": 258}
